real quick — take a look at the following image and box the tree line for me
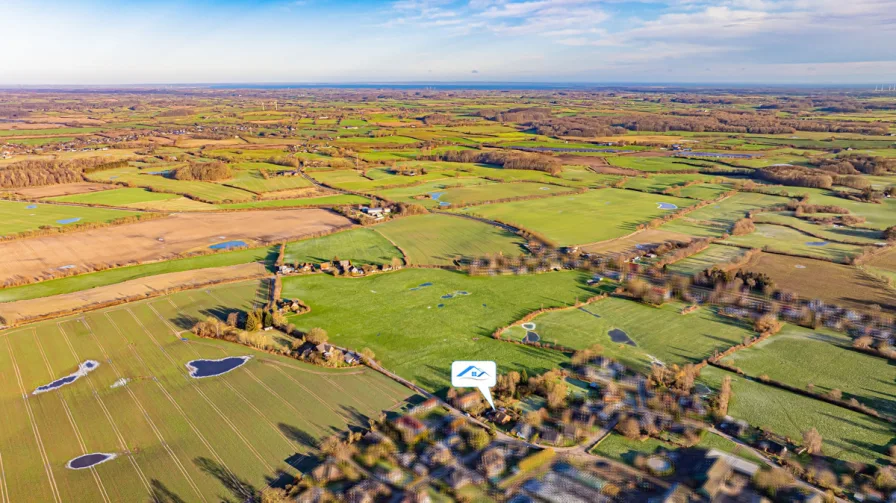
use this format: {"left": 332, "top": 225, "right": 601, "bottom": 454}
{"left": 171, "top": 161, "right": 232, "bottom": 181}
{"left": 424, "top": 149, "right": 562, "bottom": 175}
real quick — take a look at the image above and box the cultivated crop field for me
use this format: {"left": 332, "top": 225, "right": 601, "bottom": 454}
{"left": 738, "top": 252, "right": 896, "bottom": 312}
{"left": 501, "top": 298, "right": 754, "bottom": 371}
{"left": 666, "top": 244, "right": 749, "bottom": 275}
{"left": 0, "top": 281, "right": 417, "bottom": 502}
{"left": 86, "top": 167, "right": 256, "bottom": 203}
{"left": 281, "top": 269, "right": 597, "bottom": 391}
{"left": 456, "top": 188, "right": 695, "bottom": 246}
{"left": 375, "top": 213, "right": 526, "bottom": 265}
{"left": 0, "top": 209, "right": 351, "bottom": 283}
{"left": 0, "top": 200, "right": 143, "bottom": 237}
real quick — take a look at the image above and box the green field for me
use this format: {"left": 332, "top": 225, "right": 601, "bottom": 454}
{"left": 224, "top": 164, "right": 313, "bottom": 193}
{"left": 700, "top": 367, "right": 893, "bottom": 466}
{"left": 606, "top": 156, "right": 724, "bottom": 172}
{"left": 0, "top": 246, "right": 277, "bottom": 303}
{"left": 752, "top": 212, "right": 884, "bottom": 245}
{"left": 284, "top": 228, "right": 402, "bottom": 266}
{"left": 722, "top": 224, "right": 866, "bottom": 262}
{"left": 667, "top": 244, "right": 749, "bottom": 275}
{"left": 0, "top": 200, "right": 143, "bottom": 237}
{"left": 592, "top": 431, "right": 763, "bottom": 465}
{"left": 281, "top": 269, "right": 597, "bottom": 391}
{"left": 373, "top": 180, "right": 572, "bottom": 208}
{"left": 214, "top": 194, "right": 368, "bottom": 210}
{"left": 720, "top": 327, "right": 896, "bottom": 416}
{"left": 86, "top": 167, "right": 256, "bottom": 203}
{"left": 0, "top": 281, "right": 416, "bottom": 502}
{"left": 375, "top": 213, "right": 526, "bottom": 265}
{"left": 48, "top": 188, "right": 180, "bottom": 206}
{"left": 456, "top": 188, "right": 695, "bottom": 246}
{"left": 502, "top": 298, "right": 754, "bottom": 372}
{"left": 661, "top": 191, "right": 793, "bottom": 237}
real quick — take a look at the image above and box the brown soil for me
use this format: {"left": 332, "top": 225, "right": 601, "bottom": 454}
{"left": 581, "top": 229, "right": 694, "bottom": 254}
{"left": 0, "top": 262, "right": 268, "bottom": 324}
{"left": 0, "top": 208, "right": 351, "bottom": 284}
{"left": 740, "top": 252, "right": 896, "bottom": 312}
{"left": 12, "top": 182, "right": 114, "bottom": 199}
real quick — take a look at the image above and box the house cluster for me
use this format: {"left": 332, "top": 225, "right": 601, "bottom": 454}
{"left": 513, "top": 461, "right": 667, "bottom": 503}
{"left": 360, "top": 206, "right": 392, "bottom": 220}
{"left": 279, "top": 258, "right": 400, "bottom": 277}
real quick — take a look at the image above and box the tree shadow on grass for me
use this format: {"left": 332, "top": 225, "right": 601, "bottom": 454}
{"left": 194, "top": 456, "right": 256, "bottom": 503}
{"left": 278, "top": 423, "right": 318, "bottom": 450}
{"left": 149, "top": 480, "right": 186, "bottom": 503}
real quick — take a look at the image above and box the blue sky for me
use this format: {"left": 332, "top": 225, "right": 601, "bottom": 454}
{"left": 5, "top": 0, "right": 896, "bottom": 85}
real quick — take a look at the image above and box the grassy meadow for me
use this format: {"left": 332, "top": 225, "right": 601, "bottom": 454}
{"left": 0, "top": 200, "right": 143, "bottom": 237}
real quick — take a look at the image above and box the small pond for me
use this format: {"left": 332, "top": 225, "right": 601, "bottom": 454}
{"left": 67, "top": 453, "right": 116, "bottom": 470}
{"left": 209, "top": 240, "right": 248, "bottom": 250}
{"left": 657, "top": 202, "right": 678, "bottom": 210}
{"left": 523, "top": 332, "right": 540, "bottom": 343}
{"left": 26, "top": 204, "right": 37, "bottom": 209}
{"left": 409, "top": 282, "right": 433, "bottom": 291}
{"left": 186, "top": 356, "right": 251, "bottom": 378}
{"left": 57, "top": 217, "right": 82, "bottom": 225}
{"left": 805, "top": 241, "right": 828, "bottom": 247}
{"left": 608, "top": 329, "right": 636, "bottom": 346}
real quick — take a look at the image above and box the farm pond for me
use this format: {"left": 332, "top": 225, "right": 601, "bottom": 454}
{"left": 186, "top": 356, "right": 251, "bottom": 378}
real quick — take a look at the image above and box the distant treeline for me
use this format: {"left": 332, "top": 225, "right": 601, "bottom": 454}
{"left": 755, "top": 165, "right": 833, "bottom": 189}
{"left": 0, "top": 158, "right": 129, "bottom": 188}
{"left": 480, "top": 106, "right": 889, "bottom": 136}
{"left": 424, "top": 149, "right": 562, "bottom": 175}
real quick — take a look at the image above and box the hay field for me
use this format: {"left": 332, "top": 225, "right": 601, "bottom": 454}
{"left": 661, "top": 192, "right": 792, "bottom": 237}
{"left": 0, "top": 262, "right": 269, "bottom": 324}
{"left": 375, "top": 213, "right": 527, "bottom": 265}
{"left": 666, "top": 244, "right": 749, "bottom": 275}
{"left": 281, "top": 269, "right": 594, "bottom": 391}
{"left": 739, "top": 252, "right": 896, "bottom": 312}
{"left": 0, "top": 281, "right": 415, "bottom": 502}
{"left": 86, "top": 167, "right": 256, "bottom": 203}
{"left": 0, "top": 209, "right": 351, "bottom": 283}
{"left": 48, "top": 188, "right": 180, "bottom": 206}
{"left": 457, "top": 188, "right": 695, "bottom": 246}
{"left": 0, "top": 200, "right": 144, "bottom": 237}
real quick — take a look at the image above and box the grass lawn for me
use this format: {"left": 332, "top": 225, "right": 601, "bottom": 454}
{"left": 752, "top": 212, "right": 884, "bottom": 245}
{"left": 661, "top": 192, "right": 794, "bottom": 237}
{"left": 721, "top": 326, "right": 896, "bottom": 416}
{"left": 722, "top": 224, "right": 865, "bottom": 263}
{"left": 0, "top": 200, "right": 144, "bottom": 237}
{"left": 375, "top": 213, "right": 527, "bottom": 265}
{"left": 374, "top": 180, "right": 571, "bottom": 208}
{"left": 48, "top": 187, "right": 179, "bottom": 206}
{"left": 667, "top": 244, "right": 750, "bottom": 275}
{"left": 0, "top": 281, "right": 416, "bottom": 502}
{"left": 606, "top": 156, "right": 722, "bottom": 172}
{"left": 700, "top": 367, "right": 894, "bottom": 466}
{"left": 455, "top": 188, "right": 695, "bottom": 246}
{"left": 0, "top": 246, "right": 278, "bottom": 302}
{"left": 284, "top": 228, "right": 402, "bottom": 266}
{"left": 281, "top": 269, "right": 598, "bottom": 391}
{"left": 502, "top": 298, "right": 753, "bottom": 372}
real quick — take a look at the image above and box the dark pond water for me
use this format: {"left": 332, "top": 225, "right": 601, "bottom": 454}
{"left": 806, "top": 241, "right": 828, "bottom": 247}
{"left": 409, "top": 282, "right": 433, "bottom": 291}
{"left": 523, "top": 332, "right": 541, "bottom": 343}
{"left": 209, "top": 240, "right": 248, "bottom": 250}
{"left": 608, "top": 329, "right": 636, "bottom": 346}
{"left": 57, "top": 217, "right": 82, "bottom": 224}
{"left": 186, "top": 356, "right": 251, "bottom": 378}
{"left": 34, "top": 360, "right": 99, "bottom": 395}
{"left": 442, "top": 293, "right": 454, "bottom": 299}
{"left": 68, "top": 453, "right": 115, "bottom": 470}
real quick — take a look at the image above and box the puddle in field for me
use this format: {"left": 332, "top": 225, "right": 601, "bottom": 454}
{"left": 34, "top": 360, "right": 99, "bottom": 395}
{"left": 209, "top": 240, "right": 247, "bottom": 250}
{"left": 806, "top": 241, "right": 828, "bottom": 247}
{"left": 186, "top": 356, "right": 251, "bottom": 378}
{"left": 608, "top": 329, "right": 636, "bottom": 346}
{"left": 67, "top": 453, "right": 116, "bottom": 470}
{"left": 409, "top": 282, "right": 433, "bottom": 291}
{"left": 657, "top": 202, "right": 678, "bottom": 210}
{"left": 523, "top": 331, "right": 540, "bottom": 343}
{"left": 57, "top": 217, "right": 81, "bottom": 224}
{"left": 26, "top": 204, "right": 37, "bottom": 209}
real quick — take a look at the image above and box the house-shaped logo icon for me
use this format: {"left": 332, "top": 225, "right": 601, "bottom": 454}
{"left": 455, "top": 365, "right": 489, "bottom": 380}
